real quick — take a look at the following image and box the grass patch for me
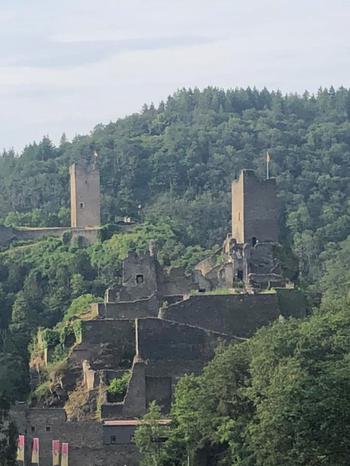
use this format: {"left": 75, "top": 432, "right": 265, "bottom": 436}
{"left": 33, "top": 381, "right": 51, "bottom": 402}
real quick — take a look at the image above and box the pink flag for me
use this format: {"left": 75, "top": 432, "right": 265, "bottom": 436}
{"left": 31, "top": 437, "right": 39, "bottom": 464}
{"left": 61, "top": 442, "right": 69, "bottom": 466}
{"left": 16, "top": 435, "right": 25, "bottom": 462}
{"left": 52, "top": 440, "right": 60, "bottom": 466}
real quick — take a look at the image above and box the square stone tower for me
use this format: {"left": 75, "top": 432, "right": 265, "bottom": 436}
{"left": 70, "top": 162, "right": 101, "bottom": 228}
{"left": 232, "top": 169, "right": 279, "bottom": 244}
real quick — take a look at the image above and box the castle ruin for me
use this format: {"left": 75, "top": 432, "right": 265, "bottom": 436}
{"left": 196, "top": 169, "right": 285, "bottom": 292}
{"left": 10, "top": 168, "right": 305, "bottom": 465}
{"left": 0, "top": 161, "right": 111, "bottom": 247}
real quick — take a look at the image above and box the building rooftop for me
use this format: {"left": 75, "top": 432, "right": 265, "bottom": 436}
{"left": 103, "top": 419, "right": 171, "bottom": 426}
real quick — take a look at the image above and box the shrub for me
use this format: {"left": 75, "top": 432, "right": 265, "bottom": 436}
{"left": 107, "top": 371, "right": 131, "bottom": 402}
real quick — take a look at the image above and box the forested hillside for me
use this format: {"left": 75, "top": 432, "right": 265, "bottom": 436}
{"left": 2, "top": 87, "right": 350, "bottom": 463}
{"left": 2, "top": 87, "right": 350, "bottom": 283}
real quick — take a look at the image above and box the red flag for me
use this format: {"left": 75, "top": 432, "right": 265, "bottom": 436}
{"left": 61, "top": 442, "right": 69, "bottom": 466}
{"left": 52, "top": 440, "right": 60, "bottom": 466}
{"left": 16, "top": 435, "right": 25, "bottom": 462}
{"left": 31, "top": 437, "right": 39, "bottom": 464}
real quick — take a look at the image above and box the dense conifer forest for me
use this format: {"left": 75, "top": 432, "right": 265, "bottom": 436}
{"left": 2, "top": 87, "right": 350, "bottom": 464}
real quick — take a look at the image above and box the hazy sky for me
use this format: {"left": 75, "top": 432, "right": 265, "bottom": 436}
{"left": 1, "top": 0, "right": 350, "bottom": 151}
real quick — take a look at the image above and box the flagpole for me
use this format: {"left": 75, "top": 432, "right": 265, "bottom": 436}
{"left": 266, "top": 151, "right": 270, "bottom": 180}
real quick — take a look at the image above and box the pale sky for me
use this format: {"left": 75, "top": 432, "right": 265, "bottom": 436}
{"left": 1, "top": 0, "right": 350, "bottom": 151}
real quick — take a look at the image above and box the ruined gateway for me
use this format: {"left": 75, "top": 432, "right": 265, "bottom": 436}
{"left": 10, "top": 169, "right": 306, "bottom": 466}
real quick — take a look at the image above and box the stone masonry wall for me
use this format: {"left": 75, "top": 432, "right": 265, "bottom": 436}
{"left": 137, "top": 318, "right": 233, "bottom": 364}
{"left": 120, "top": 253, "right": 158, "bottom": 301}
{"left": 162, "top": 292, "right": 305, "bottom": 337}
{"left": 11, "top": 406, "right": 139, "bottom": 466}
{"left": 70, "top": 163, "right": 100, "bottom": 228}
{"left": 243, "top": 170, "right": 279, "bottom": 243}
{"left": 232, "top": 170, "right": 279, "bottom": 244}
{"left": 0, "top": 225, "right": 100, "bottom": 246}
{"left": 135, "top": 318, "right": 235, "bottom": 412}
{"left": 70, "top": 320, "right": 136, "bottom": 371}
{"left": 157, "top": 266, "right": 195, "bottom": 296}
{"left": 232, "top": 172, "right": 244, "bottom": 243}
{"left": 95, "top": 294, "right": 159, "bottom": 319}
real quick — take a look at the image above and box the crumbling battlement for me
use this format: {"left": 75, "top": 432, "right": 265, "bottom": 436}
{"left": 106, "top": 245, "right": 195, "bottom": 304}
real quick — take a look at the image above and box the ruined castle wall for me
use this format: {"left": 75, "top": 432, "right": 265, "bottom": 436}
{"left": 101, "top": 361, "right": 147, "bottom": 420}
{"left": 0, "top": 226, "right": 100, "bottom": 246}
{"left": 100, "top": 318, "right": 233, "bottom": 420}
{"left": 137, "top": 318, "right": 231, "bottom": 364}
{"left": 81, "top": 320, "right": 134, "bottom": 345}
{"left": 70, "top": 320, "right": 136, "bottom": 370}
{"left": 11, "top": 406, "right": 139, "bottom": 466}
{"left": 120, "top": 253, "right": 158, "bottom": 300}
{"left": 195, "top": 253, "right": 220, "bottom": 276}
{"left": 97, "top": 294, "right": 159, "bottom": 319}
{"left": 107, "top": 252, "right": 195, "bottom": 305}
{"left": 157, "top": 266, "right": 195, "bottom": 296}
{"left": 83, "top": 361, "right": 99, "bottom": 390}
{"left": 69, "top": 444, "right": 139, "bottom": 466}
{"left": 70, "top": 227, "right": 100, "bottom": 245}
{"left": 100, "top": 403, "right": 124, "bottom": 419}
{"left": 103, "top": 425, "right": 138, "bottom": 446}
{"left": 135, "top": 318, "right": 234, "bottom": 412}
{"left": 122, "top": 361, "right": 146, "bottom": 418}
{"left": 162, "top": 294, "right": 283, "bottom": 337}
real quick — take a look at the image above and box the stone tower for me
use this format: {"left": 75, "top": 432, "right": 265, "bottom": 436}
{"left": 70, "top": 162, "right": 101, "bottom": 228}
{"left": 231, "top": 169, "right": 279, "bottom": 244}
